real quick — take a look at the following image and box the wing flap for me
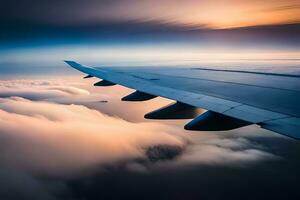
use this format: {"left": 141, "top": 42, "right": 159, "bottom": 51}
{"left": 261, "top": 117, "right": 300, "bottom": 139}
{"left": 223, "top": 105, "right": 287, "bottom": 123}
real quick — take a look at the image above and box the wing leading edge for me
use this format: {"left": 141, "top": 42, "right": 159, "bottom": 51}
{"left": 64, "top": 61, "right": 300, "bottom": 140}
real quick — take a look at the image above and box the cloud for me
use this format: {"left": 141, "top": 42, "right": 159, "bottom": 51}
{"left": 0, "top": 96, "right": 278, "bottom": 176}
{"left": 0, "top": 79, "right": 174, "bottom": 122}
{"left": 174, "top": 142, "right": 276, "bottom": 167}
{"left": 0, "top": 78, "right": 283, "bottom": 199}
{"left": 0, "top": 97, "right": 186, "bottom": 176}
{"left": 0, "top": 80, "right": 89, "bottom": 101}
{"left": 1, "top": 0, "right": 300, "bottom": 28}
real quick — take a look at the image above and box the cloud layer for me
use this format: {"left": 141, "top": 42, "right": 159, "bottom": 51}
{"left": 0, "top": 97, "right": 186, "bottom": 176}
{"left": 0, "top": 78, "right": 282, "bottom": 199}
{"left": 0, "top": 79, "right": 90, "bottom": 100}
{"left": 0, "top": 79, "right": 278, "bottom": 176}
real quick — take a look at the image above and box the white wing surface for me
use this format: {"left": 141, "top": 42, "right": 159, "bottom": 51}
{"left": 65, "top": 61, "right": 300, "bottom": 140}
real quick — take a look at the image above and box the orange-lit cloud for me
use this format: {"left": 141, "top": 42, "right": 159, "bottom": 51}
{"left": 0, "top": 79, "right": 278, "bottom": 179}
{"left": 4, "top": 0, "right": 299, "bottom": 29}
{"left": 162, "top": 0, "right": 300, "bottom": 28}
{"left": 0, "top": 97, "right": 185, "bottom": 177}
{"left": 90, "top": 0, "right": 300, "bottom": 28}
{"left": 0, "top": 79, "right": 90, "bottom": 100}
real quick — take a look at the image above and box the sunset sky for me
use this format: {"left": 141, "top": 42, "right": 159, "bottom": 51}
{"left": 2, "top": 0, "right": 300, "bottom": 28}
{"left": 0, "top": 1, "right": 300, "bottom": 200}
{"left": 1, "top": 0, "right": 299, "bottom": 65}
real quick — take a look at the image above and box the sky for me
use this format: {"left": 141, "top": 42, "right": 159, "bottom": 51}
{"left": 1, "top": 0, "right": 300, "bottom": 57}
{"left": 0, "top": 1, "right": 300, "bottom": 200}
{"left": 2, "top": 0, "right": 300, "bottom": 28}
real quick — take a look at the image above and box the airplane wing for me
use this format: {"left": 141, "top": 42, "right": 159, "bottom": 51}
{"left": 64, "top": 61, "right": 300, "bottom": 140}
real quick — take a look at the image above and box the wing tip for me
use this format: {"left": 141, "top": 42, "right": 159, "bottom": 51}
{"left": 63, "top": 60, "right": 95, "bottom": 75}
{"left": 64, "top": 60, "right": 77, "bottom": 66}
{"left": 63, "top": 60, "right": 84, "bottom": 71}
